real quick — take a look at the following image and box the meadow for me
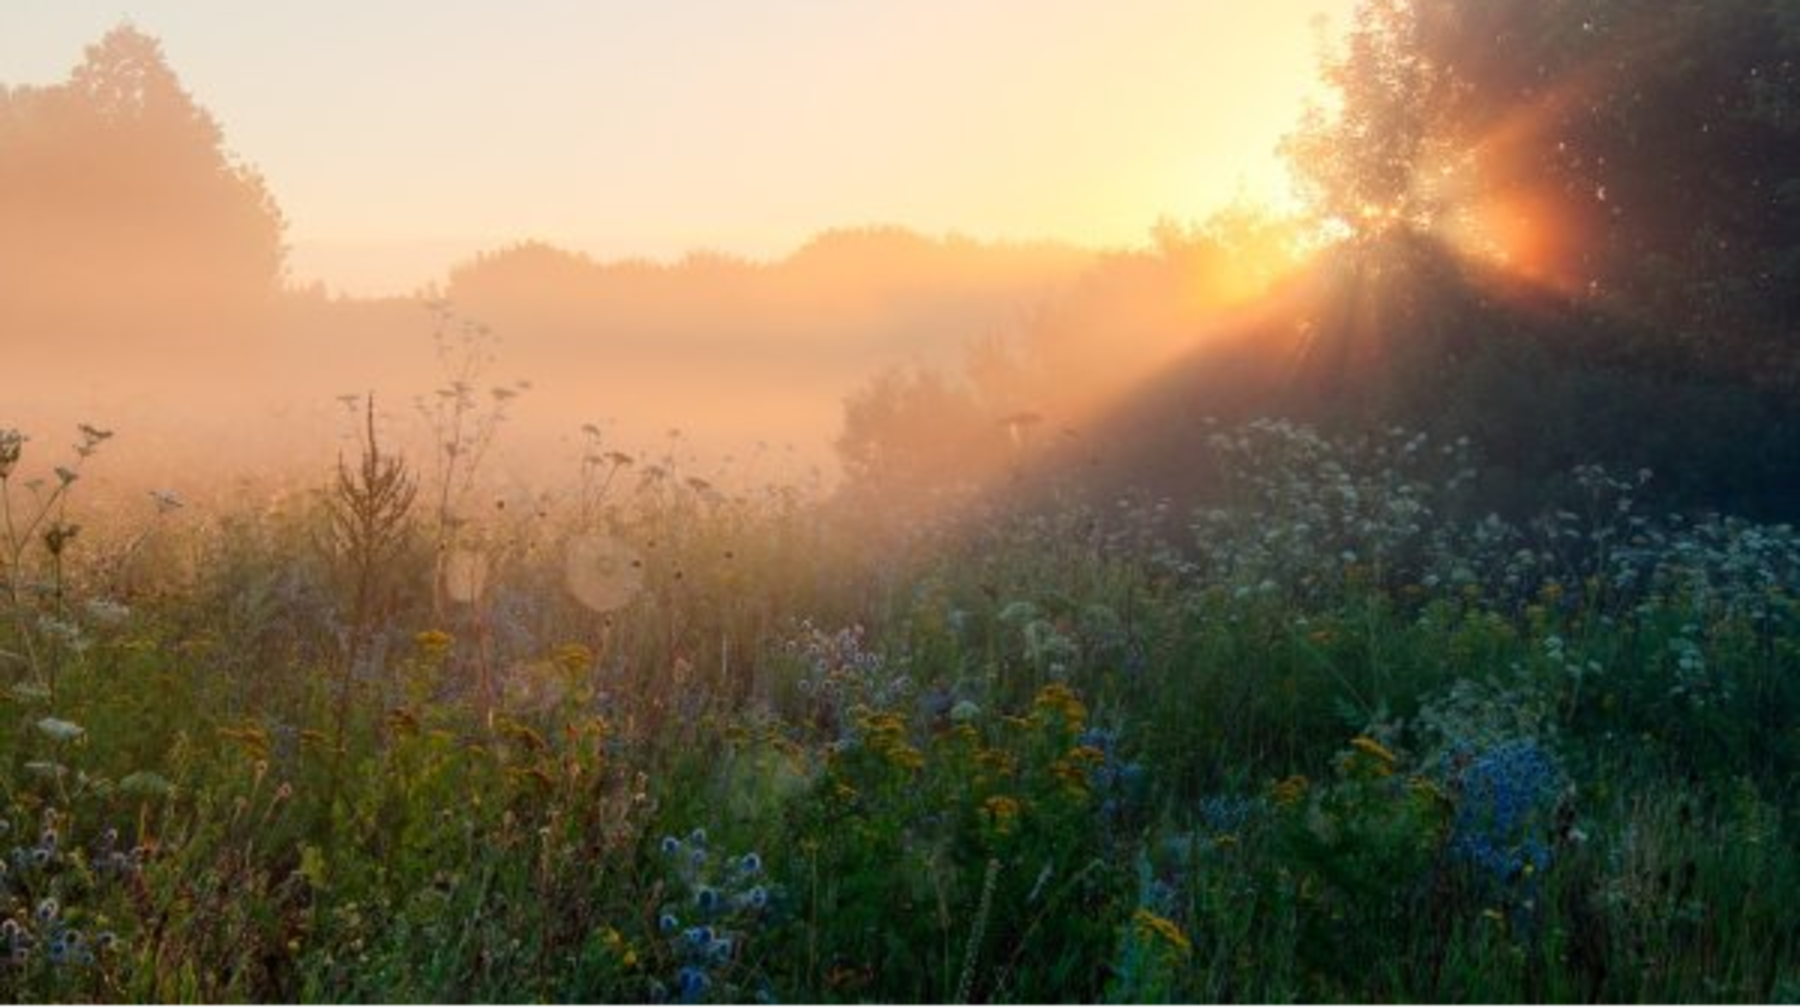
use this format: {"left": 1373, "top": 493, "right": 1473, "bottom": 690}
{"left": 5, "top": 2, "right": 1800, "bottom": 1001}
{"left": 1, "top": 400, "right": 1795, "bottom": 1003}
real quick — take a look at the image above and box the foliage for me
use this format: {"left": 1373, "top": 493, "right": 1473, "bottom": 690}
{"left": 1, "top": 410, "right": 1794, "bottom": 1002}
{"left": 0, "top": 24, "right": 287, "bottom": 319}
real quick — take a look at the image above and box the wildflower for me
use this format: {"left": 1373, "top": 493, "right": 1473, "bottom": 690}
{"left": 84, "top": 598, "right": 131, "bottom": 627}
{"left": 981, "top": 795, "right": 1023, "bottom": 834}
{"left": 688, "top": 827, "right": 708, "bottom": 848}
{"left": 35, "top": 897, "right": 59, "bottom": 925}
{"left": 599, "top": 927, "right": 637, "bottom": 968}
{"left": 707, "top": 935, "right": 734, "bottom": 963}
{"left": 741, "top": 885, "right": 769, "bottom": 911}
{"left": 1050, "top": 758, "right": 1094, "bottom": 798}
{"left": 1066, "top": 745, "right": 1108, "bottom": 767}
{"left": 0, "top": 428, "right": 24, "bottom": 478}
{"left": 1270, "top": 775, "right": 1309, "bottom": 808}
{"left": 35, "top": 718, "right": 85, "bottom": 744}
{"left": 661, "top": 835, "right": 683, "bottom": 856}
{"left": 414, "top": 629, "right": 454, "bottom": 660}
{"left": 659, "top": 912, "right": 681, "bottom": 934}
{"left": 695, "top": 886, "right": 721, "bottom": 913}
{"left": 677, "top": 966, "right": 710, "bottom": 1002}
{"left": 551, "top": 642, "right": 592, "bottom": 676}
{"left": 1347, "top": 735, "right": 1398, "bottom": 777}
{"left": 737, "top": 852, "right": 762, "bottom": 876}
{"left": 1450, "top": 740, "right": 1560, "bottom": 889}
{"left": 883, "top": 743, "right": 925, "bottom": 772}
{"left": 1132, "top": 909, "right": 1192, "bottom": 957}
{"left": 1032, "top": 684, "right": 1088, "bottom": 731}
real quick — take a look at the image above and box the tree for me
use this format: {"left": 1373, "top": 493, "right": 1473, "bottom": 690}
{"left": 0, "top": 24, "right": 287, "bottom": 323}
{"left": 1285, "top": 0, "right": 1800, "bottom": 390}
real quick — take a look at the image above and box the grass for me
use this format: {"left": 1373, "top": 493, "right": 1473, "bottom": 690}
{"left": 0, "top": 415, "right": 1795, "bottom": 1003}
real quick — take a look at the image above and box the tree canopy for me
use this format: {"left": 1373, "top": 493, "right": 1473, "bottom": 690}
{"left": 0, "top": 24, "right": 286, "bottom": 322}
{"left": 1286, "top": 0, "right": 1800, "bottom": 390}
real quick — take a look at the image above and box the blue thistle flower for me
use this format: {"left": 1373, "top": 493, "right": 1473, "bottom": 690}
{"left": 738, "top": 852, "right": 762, "bottom": 876}
{"left": 659, "top": 912, "right": 681, "bottom": 934}
{"left": 695, "top": 885, "right": 721, "bottom": 913}
{"left": 743, "top": 885, "right": 769, "bottom": 911}
{"left": 660, "top": 835, "right": 682, "bottom": 856}
{"left": 1450, "top": 739, "right": 1560, "bottom": 890}
{"left": 688, "top": 827, "right": 708, "bottom": 848}
{"left": 677, "top": 965, "right": 710, "bottom": 1002}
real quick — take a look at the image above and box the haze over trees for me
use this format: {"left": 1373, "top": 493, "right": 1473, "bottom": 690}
{"left": 2, "top": 3, "right": 1799, "bottom": 1002}
{"left": 0, "top": 25, "right": 286, "bottom": 330}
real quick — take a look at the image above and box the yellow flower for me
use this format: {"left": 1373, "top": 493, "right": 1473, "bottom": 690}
{"left": 1271, "top": 774, "right": 1309, "bottom": 808}
{"left": 1032, "top": 683, "right": 1088, "bottom": 732}
{"left": 975, "top": 748, "right": 1018, "bottom": 780}
{"left": 1353, "top": 738, "right": 1389, "bottom": 766}
{"left": 414, "top": 629, "right": 454, "bottom": 660}
{"left": 981, "top": 795, "right": 1022, "bottom": 834}
{"left": 599, "top": 926, "right": 638, "bottom": 969}
{"left": 1066, "top": 745, "right": 1108, "bottom": 767}
{"left": 551, "top": 643, "right": 593, "bottom": 677}
{"left": 1132, "top": 909, "right": 1192, "bottom": 956}
{"left": 884, "top": 743, "right": 925, "bottom": 772}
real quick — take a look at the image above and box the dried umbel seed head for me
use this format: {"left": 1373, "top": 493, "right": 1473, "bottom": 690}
{"left": 0, "top": 429, "right": 23, "bottom": 478}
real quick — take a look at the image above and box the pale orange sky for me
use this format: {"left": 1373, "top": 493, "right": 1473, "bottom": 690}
{"left": 2, "top": 2, "right": 1346, "bottom": 296}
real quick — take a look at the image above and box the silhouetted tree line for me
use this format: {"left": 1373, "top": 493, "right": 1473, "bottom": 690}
{"left": 841, "top": 0, "right": 1800, "bottom": 521}
{"left": 1286, "top": 0, "right": 1800, "bottom": 393}
{"left": 0, "top": 25, "right": 286, "bottom": 326}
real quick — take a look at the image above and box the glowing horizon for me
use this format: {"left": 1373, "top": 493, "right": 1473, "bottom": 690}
{"left": 0, "top": 1, "right": 1346, "bottom": 296}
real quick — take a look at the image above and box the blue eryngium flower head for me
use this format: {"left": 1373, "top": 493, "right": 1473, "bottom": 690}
{"left": 696, "top": 885, "right": 721, "bottom": 913}
{"left": 743, "top": 885, "right": 769, "bottom": 910}
{"left": 659, "top": 912, "right": 681, "bottom": 934}
{"left": 1450, "top": 739, "right": 1560, "bottom": 887}
{"left": 738, "top": 852, "right": 762, "bottom": 876}
{"left": 688, "top": 827, "right": 709, "bottom": 848}
{"left": 677, "top": 966, "right": 710, "bottom": 1002}
{"left": 660, "top": 835, "right": 682, "bottom": 856}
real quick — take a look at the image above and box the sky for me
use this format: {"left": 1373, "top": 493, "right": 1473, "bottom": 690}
{"left": 1, "top": 1, "right": 1346, "bottom": 296}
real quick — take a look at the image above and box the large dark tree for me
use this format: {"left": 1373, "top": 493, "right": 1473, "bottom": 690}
{"left": 1286, "top": 0, "right": 1800, "bottom": 391}
{"left": 0, "top": 24, "right": 286, "bottom": 323}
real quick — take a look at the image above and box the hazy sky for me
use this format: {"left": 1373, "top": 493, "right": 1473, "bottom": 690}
{"left": 1, "top": 2, "right": 1345, "bottom": 295}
